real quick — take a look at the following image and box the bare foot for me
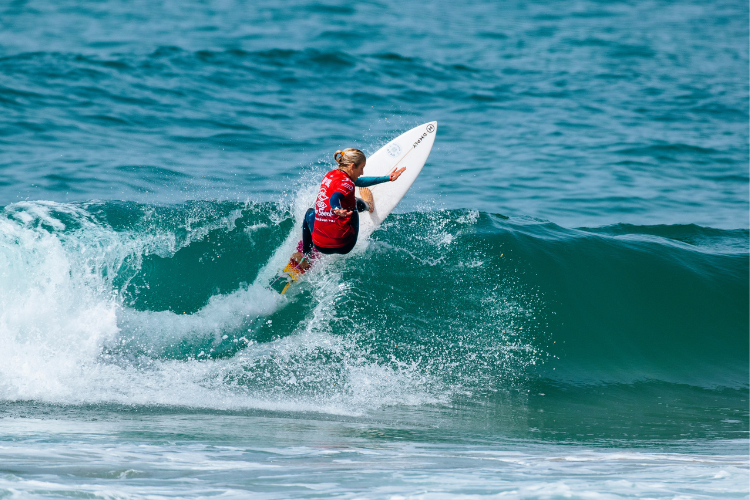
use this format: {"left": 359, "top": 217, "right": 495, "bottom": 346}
{"left": 359, "top": 187, "right": 375, "bottom": 213}
{"left": 291, "top": 252, "right": 312, "bottom": 271}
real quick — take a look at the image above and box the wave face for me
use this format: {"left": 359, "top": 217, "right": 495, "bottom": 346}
{"left": 1, "top": 200, "right": 746, "bottom": 428}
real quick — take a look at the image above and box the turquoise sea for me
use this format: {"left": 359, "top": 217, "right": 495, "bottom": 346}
{"left": 1, "top": 0, "right": 748, "bottom": 498}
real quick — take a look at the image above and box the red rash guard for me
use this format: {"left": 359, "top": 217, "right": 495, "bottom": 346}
{"left": 312, "top": 169, "right": 356, "bottom": 248}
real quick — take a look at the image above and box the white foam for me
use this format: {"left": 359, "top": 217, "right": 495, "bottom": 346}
{"left": 117, "top": 283, "right": 282, "bottom": 354}
{"left": 0, "top": 204, "right": 121, "bottom": 401}
{"left": 0, "top": 201, "right": 442, "bottom": 414}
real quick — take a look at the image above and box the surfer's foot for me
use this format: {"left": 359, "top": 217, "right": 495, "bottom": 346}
{"left": 291, "top": 252, "right": 312, "bottom": 271}
{"left": 359, "top": 187, "right": 375, "bottom": 213}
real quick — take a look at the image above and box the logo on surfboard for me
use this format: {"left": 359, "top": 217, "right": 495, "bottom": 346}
{"left": 386, "top": 143, "right": 401, "bottom": 157}
{"left": 413, "top": 124, "right": 436, "bottom": 149}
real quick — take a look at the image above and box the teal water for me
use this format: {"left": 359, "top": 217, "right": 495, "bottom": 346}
{"left": 1, "top": 0, "right": 749, "bottom": 498}
{"left": 1, "top": 202, "right": 747, "bottom": 497}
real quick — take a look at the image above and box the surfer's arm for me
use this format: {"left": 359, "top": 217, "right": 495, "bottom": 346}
{"left": 355, "top": 176, "right": 389, "bottom": 188}
{"left": 355, "top": 167, "right": 406, "bottom": 187}
{"left": 330, "top": 192, "right": 370, "bottom": 214}
{"left": 330, "top": 192, "right": 345, "bottom": 210}
{"left": 330, "top": 192, "right": 353, "bottom": 217}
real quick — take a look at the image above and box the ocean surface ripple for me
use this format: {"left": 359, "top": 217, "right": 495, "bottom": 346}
{"left": 1, "top": 0, "right": 748, "bottom": 228}
{"left": 1, "top": 0, "right": 748, "bottom": 498}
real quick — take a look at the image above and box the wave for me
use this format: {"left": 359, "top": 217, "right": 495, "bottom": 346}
{"left": 0, "top": 200, "right": 747, "bottom": 414}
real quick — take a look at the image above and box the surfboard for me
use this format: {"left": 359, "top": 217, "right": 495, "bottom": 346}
{"left": 270, "top": 121, "right": 438, "bottom": 294}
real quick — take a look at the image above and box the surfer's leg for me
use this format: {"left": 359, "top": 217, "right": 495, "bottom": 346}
{"left": 349, "top": 210, "right": 359, "bottom": 241}
{"left": 302, "top": 208, "right": 315, "bottom": 254}
{"left": 336, "top": 211, "right": 358, "bottom": 254}
{"left": 336, "top": 236, "right": 356, "bottom": 254}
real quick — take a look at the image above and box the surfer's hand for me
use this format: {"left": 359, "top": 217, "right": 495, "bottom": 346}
{"left": 389, "top": 167, "right": 406, "bottom": 181}
{"left": 332, "top": 208, "right": 352, "bottom": 218}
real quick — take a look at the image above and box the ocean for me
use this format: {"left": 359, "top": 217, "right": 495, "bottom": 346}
{"left": 1, "top": 0, "right": 748, "bottom": 498}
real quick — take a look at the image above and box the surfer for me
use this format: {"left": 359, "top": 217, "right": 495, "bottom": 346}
{"left": 293, "top": 148, "right": 405, "bottom": 267}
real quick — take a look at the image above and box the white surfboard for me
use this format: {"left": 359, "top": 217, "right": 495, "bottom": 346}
{"left": 269, "top": 121, "right": 438, "bottom": 294}
{"left": 357, "top": 121, "right": 438, "bottom": 238}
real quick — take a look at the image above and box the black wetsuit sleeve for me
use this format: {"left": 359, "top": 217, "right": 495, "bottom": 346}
{"left": 331, "top": 192, "right": 369, "bottom": 213}
{"left": 330, "top": 192, "right": 344, "bottom": 210}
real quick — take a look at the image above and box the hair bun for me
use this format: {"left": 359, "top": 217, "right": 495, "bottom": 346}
{"left": 333, "top": 148, "right": 366, "bottom": 168}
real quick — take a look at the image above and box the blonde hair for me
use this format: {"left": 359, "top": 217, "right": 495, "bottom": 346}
{"left": 334, "top": 148, "right": 366, "bottom": 168}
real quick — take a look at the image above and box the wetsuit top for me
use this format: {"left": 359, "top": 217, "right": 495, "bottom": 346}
{"left": 311, "top": 171, "right": 390, "bottom": 248}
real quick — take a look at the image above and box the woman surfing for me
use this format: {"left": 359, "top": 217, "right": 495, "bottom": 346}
{"left": 272, "top": 148, "right": 405, "bottom": 293}
{"left": 298, "top": 147, "right": 405, "bottom": 261}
